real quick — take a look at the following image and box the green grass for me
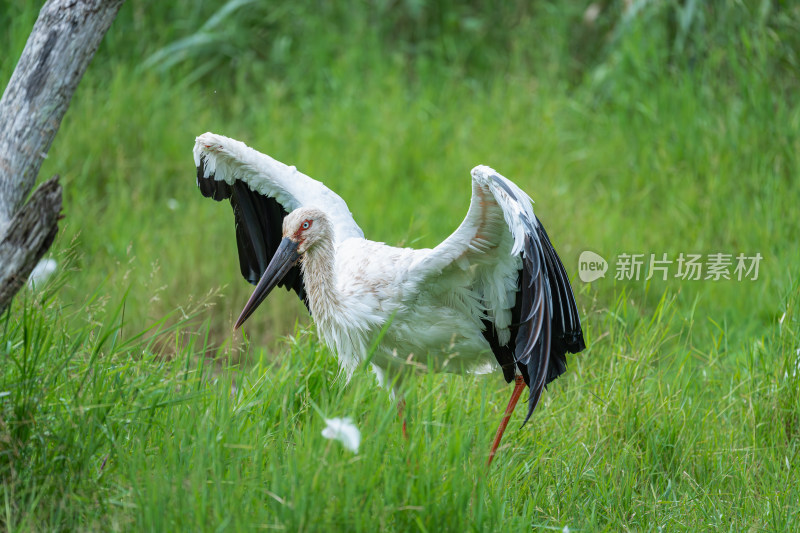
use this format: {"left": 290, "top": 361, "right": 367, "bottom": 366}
{"left": 3, "top": 281, "right": 798, "bottom": 530}
{"left": 2, "top": 0, "right": 800, "bottom": 530}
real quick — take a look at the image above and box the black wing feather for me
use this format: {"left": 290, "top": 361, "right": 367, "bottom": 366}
{"left": 480, "top": 317, "right": 519, "bottom": 383}
{"left": 515, "top": 217, "right": 585, "bottom": 424}
{"left": 196, "top": 156, "right": 308, "bottom": 310}
{"left": 487, "top": 175, "right": 585, "bottom": 424}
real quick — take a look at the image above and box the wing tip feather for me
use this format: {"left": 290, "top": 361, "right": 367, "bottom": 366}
{"left": 196, "top": 154, "right": 233, "bottom": 201}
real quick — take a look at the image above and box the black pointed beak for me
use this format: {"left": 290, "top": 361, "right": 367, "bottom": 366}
{"left": 234, "top": 237, "right": 301, "bottom": 330}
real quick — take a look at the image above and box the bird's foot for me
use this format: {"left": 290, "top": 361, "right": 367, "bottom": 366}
{"left": 398, "top": 399, "right": 409, "bottom": 440}
{"left": 487, "top": 375, "right": 526, "bottom": 467}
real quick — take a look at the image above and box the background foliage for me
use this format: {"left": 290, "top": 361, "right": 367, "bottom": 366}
{"left": 1, "top": 0, "right": 799, "bottom": 530}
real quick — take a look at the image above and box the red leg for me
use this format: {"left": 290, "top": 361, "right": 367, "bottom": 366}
{"left": 487, "top": 375, "right": 526, "bottom": 467}
{"left": 398, "top": 398, "right": 408, "bottom": 440}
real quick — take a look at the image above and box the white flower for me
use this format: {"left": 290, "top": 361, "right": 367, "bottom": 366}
{"left": 793, "top": 348, "right": 800, "bottom": 378}
{"left": 321, "top": 417, "right": 360, "bottom": 453}
{"left": 167, "top": 198, "right": 179, "bottom": 211}
{"left": 28, "top": 258, "right": 57, "bottom": 288}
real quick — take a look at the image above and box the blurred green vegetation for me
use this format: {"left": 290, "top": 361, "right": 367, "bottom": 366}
{"left": 2, "top": 0, "right": 799, "bottom": 530}
{"left": 1, "top": 0, "right": 798, "bottom": 347}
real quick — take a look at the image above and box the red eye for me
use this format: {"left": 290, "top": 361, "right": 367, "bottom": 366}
{"left": 302, "top": 220, "right": 312, "bottom": 230}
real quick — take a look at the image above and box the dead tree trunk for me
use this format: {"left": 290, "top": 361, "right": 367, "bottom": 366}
{"left": 0, "top": 0, "right": 125, "bottom": 312}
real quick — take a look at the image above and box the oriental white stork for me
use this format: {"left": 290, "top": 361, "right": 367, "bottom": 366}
{"left": 194, "top": 132, "right": 586, "bottom": 465}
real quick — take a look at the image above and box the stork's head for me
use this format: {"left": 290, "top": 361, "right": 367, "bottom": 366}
{"left": 234, "top": 207, "right": 331, "bottom": 329}
{"left": 282, "top": 207, "right": 331, "bottom": 254}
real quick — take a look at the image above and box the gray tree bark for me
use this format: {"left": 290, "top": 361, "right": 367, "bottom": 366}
{"left": 0, "top": 0, "right": 125, "bottom": 312}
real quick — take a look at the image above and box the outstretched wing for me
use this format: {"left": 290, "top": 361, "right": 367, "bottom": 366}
{"left": 194, "top": 132, "right": 364, "bottom": 306}
{"left": 412, "top": 165, "right": 585, "bottom": 423}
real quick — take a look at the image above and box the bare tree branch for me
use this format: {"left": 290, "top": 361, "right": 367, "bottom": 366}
{"left": 0, "top": 176, "right": 62, "bottom": 307}
{"left": 0, "top": 0, "right": 125, "bottom": 312}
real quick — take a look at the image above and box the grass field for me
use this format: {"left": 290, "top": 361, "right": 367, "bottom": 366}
{"left": 2, "top": 1, "right": 799, "bottom": 530}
